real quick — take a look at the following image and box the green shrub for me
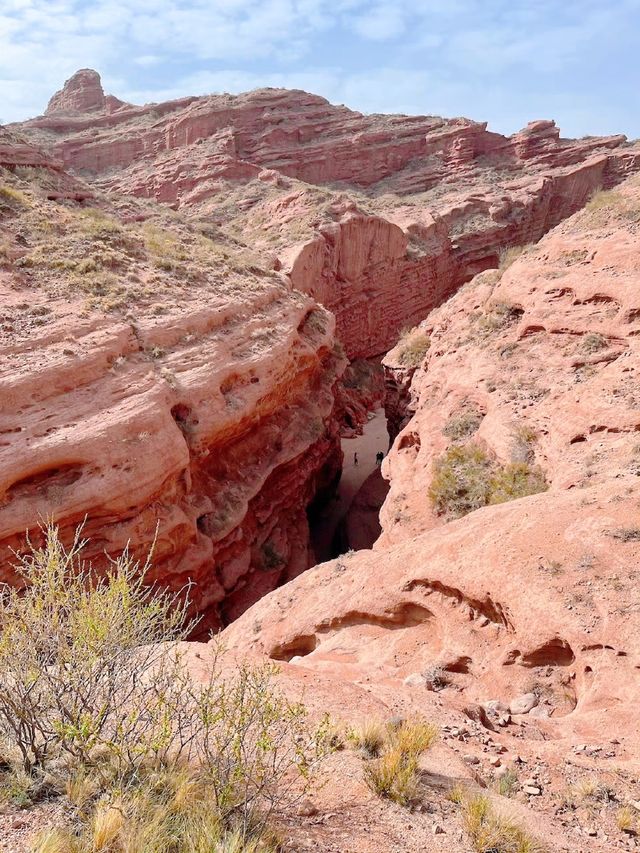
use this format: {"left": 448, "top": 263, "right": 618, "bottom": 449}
{"left": 428, "top": 444, "right": 495, "bottom": 518}
{"left": 429, "top": 446, "right": 548, "bottom": 518}
{"left": 488, "top": 463, "right": 548, "bottom": 505}
{"left": 0, "top": 525, "right": 332, "bottom": 845}
{"left": 364, "top": 720, "right": 438, "bottom": 806}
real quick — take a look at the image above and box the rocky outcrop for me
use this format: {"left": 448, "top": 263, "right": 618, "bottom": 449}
{"left": 13, "top": 73, "right": 640, "bottom": 358}
{"left": 45, "top": 69, "right": 128, "bottom": 116}
{"left": 0, "top": 142, "right": 346, "bottom": 630}
{"left": 220, "top": 179, "right": 640, "bottom": 849}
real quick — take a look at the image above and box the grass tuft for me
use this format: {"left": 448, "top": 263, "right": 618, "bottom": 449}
{"left": 395, "top": 328, "right": 431, "bottom": 368}
{"left": 429, "top": 445, "right": 547, "bottom": 518}
{"left": 462, "top": 793, "right": 548, "bottom": 853}
{"left": 363, "top": 720, "right": 437, "bottom": 806}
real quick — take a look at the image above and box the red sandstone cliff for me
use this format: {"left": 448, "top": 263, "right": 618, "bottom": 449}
{"left": 14, "top": 70, "right": 640, "bottom": 359}
{"left": 221, "top": 177, "right": 640, "bottom": 850}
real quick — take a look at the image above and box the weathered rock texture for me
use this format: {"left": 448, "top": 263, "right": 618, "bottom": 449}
{"left": 0, "top": 137, "right": 345, "bottom": 629}
{"left": 221, "top": 178, "right": 640, "bottom": 850}
{"left": 4, "top": 72, "right": 640, "bottom": 635}
{"left": 15, "top": 71, "right": 640, "bottom": 358}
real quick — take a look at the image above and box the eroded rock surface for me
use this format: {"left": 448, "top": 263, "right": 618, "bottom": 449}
{"left": 14, "top": 71, "right": 640, "bottom": 357}
{"left": 220, "top": 178, "right": 640, "bottom": 849}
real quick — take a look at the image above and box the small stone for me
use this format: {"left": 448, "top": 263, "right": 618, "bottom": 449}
{"left": 432, "top": 824, "right": 444, "bottom": 835}
{"left": 403, "top": 673, "right": 427, "bottom": 688}
{"left": 523, "top": 785, "right": 542, "bottom": 796}
{"left": 509, "top": 693, "right": 539, "bottom": 715}
{"left": 490, "top": 757, "right": 502, "bottom": 767}
{"left": 297, "top": 800, "right": 318, "bottom": 817}
{"left": 463, "top": 754, "right": 480, "bottom": 765}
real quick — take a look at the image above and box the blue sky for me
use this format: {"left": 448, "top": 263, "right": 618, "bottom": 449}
{"left": 1, "top": 0, "right": 639, "bottom": 138}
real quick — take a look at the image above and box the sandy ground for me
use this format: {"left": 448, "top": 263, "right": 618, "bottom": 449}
{"left": 310, "top": 407, "right": 389, "bottom": 561}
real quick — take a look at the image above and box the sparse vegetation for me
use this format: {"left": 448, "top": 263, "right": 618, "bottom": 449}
{"left": 443, "top": 408, "right": 484, "bottom": 441}
{"left": 581, "top": 332, "right": 608, "bottom": 353}
{"left": 476, "top": 301, "right": 523, "bottom": 335}
{"left": 462, "top": 793, "right": 548, "bottom": 853}
{"left": 499, "top": 243, "right": 532, "bottom": 271}
{"left": 363, "top": 720, "right": 438, "bottom": 806}
{"left": 429, "top": 444, "right": 548, "bottom": 518}
{"left": 0, "top": 525, "right": 332, "bottom": 848}
{"left": 395, "top": 327, "right": 431, "bottom": 367}
{"left": 608, "top": 527, "right": 640, "bottom": 542}
{"left": 583, "top": 189, "right": 640, "bottom": 224}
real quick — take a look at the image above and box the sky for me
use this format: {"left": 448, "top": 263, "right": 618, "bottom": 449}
{"left": 1, "top": 0, "right": 639, "bottom": 138}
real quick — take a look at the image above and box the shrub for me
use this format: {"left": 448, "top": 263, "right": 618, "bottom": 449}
{"left": 581, "top": 332, "right": 608, "bottom": 353}
{"left": 477, "top": 302, "right": 523, "bottom": 334}
{"left": 364, "top": 720, "right": 437, "bottom": 806}
{"left": 462, "top": 793, "right": 548, "bottom": 853}
{"left": 488, "top": 463, "right": 548, "bottom": 505}
{"left": 428, "top": 444, "right": 494, "bottom": 518}
{"left": 0, "top": 525, "right": 332, "bottom": 845}
{"left": 443, "top": 409, "right": 484, "bottom": 441}
{"left": 429, "top": 446, "right": 547, "bottom": 518}
{"left": 396, "top": 328, "right": 431, "bottom": 368}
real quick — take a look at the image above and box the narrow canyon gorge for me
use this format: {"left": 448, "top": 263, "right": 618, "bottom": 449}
{"left": 2, "top": 70, "right": 640, "bottom": 851}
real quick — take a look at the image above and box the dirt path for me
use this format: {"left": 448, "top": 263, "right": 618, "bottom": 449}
{"left": 310, "top": 407, "right": 389, "bottom": 563}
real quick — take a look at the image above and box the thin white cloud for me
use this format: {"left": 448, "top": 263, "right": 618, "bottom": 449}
{"left": 0, "top": 0, "right": 637, "bottom": 139}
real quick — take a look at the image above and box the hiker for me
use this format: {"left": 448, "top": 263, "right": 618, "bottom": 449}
{"left": 376, "top": 451, "right": 384, "bottom": 466}
{"left": 353, "top": 452, "right": 359, "bottom": 466}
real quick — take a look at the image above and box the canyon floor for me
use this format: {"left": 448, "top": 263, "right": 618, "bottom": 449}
{"left": 0, "top": 70, "right": 640, "bottom": 852}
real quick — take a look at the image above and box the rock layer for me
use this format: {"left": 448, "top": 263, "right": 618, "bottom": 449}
{"left": 0, "top": 140, "right": 345, "bottom": 629}
{"left": 14, "top": 72, "right": 640, "bottom": 358}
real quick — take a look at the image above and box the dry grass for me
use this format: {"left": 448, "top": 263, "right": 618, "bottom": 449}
{"left": 429, "top": 444, "right": 547, "bottom": 518}
{"left": 462, "top": 794, "right": 548, "bottom": 853}
{"left": 499, "top": 243, "right": 532, "bottom": 271}
{"left": 363, "top": 720, "right": 438, "bottom": 806}
{"left": 616, "top": 805, "right": 637, "bottom": 834}
{"left": 348, "top": 720, "right": 387, "bottom": 758}
{"left": 0, "top": 183, "right": 29, "bottom": 208}
{"left": 395, "top": 327, "right": 431, "bottom": 368}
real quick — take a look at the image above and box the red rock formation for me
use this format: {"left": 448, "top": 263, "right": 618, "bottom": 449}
{"left": 45, "top": 69, "right": 128, "bottom": 116}
{"left": 219, "top": 179, "right": 640, "bottom": 849}
{"left": 13, "top": 73, "right": 640, "bottom": 357}
{"left": 0, "top": 138, "right": 346, "bottom": 629}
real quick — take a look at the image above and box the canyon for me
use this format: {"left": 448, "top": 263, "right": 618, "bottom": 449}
{"left": 2, "top": 69, "right": 640, "bottom": 850}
